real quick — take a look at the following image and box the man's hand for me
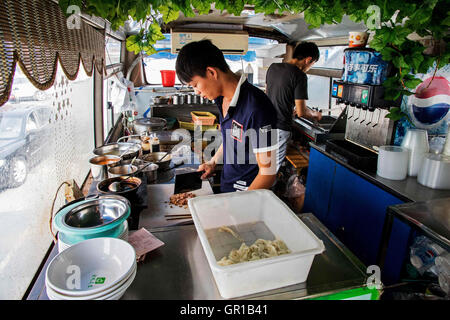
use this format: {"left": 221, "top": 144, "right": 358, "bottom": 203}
{"left": 197, "top": 161, "right": 216, "bottom": 180}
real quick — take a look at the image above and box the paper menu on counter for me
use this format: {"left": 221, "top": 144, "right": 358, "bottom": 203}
{"left": 128, "top": 228, "right": 165, "bottom": 261}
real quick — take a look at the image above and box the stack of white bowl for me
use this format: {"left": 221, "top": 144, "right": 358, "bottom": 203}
{"left": 46, "top": 237, "right": 136, "bottom": 300}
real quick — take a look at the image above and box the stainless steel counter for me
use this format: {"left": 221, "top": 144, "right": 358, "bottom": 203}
{"left": 121, "top": 213, "right": 369, "bottom": 300}
{"left": 28, "top": 212, "right": 371, "bottom": 300}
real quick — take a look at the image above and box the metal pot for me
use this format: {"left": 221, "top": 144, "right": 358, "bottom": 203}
{"left": 93, "top": 142, "right": 141, "bottom": 161}
{"left": 173, "top": 94, "right": 185, "bottom": 105}
{"left": 172, "top": 94, "right": 180, "bottom": 105}
{"left": 89, "top": 155, "right": 121, "bottom": 181}
{"left": 186, "top": 94, "right": 194, "bottom": 104}
{"left": 141, "top": 152, "right": 172, "bottom": 171}
{"left": 153, "top": 96, "right": 170, "bottom": 105}
{"left": 108, "top": 164, "right": 138, "bottom": 178}
{"left": 132, "top": 117, "right": 167, "bottom": 135}
{"left": 193, "top": 94, "right": 200, "bottom": 104}
{"left": 97, "top": 176, "right": 142, "bottom": 199}
{"left": 141, "top": 163, "right": 159, "bottom": 183}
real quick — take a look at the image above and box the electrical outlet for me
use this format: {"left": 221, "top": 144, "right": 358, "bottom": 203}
{"left": 64, "top": 179, "right": 84, "bottom": 202}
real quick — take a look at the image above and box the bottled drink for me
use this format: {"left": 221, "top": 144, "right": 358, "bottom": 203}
{"left": 245, "top": 63, "right": 254, "bottom": 84}
{"left": 410, "top": 236, "right": 446, "bottom": 275}
{"left": 435, "top": 252, "right": 450, "bottom": 294}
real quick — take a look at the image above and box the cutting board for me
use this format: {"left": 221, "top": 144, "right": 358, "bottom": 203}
{"left": 139, "top": 181, "right": 214, "bottom": 229}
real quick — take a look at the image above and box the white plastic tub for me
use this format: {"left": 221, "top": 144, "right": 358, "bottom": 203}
{"left": 188, "top": 189, "right": 325, "bottom": 299}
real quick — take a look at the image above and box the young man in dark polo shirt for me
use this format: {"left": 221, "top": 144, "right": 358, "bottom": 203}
{"left": 266, "top": 42, "right": 322, "bottom": 171}
{"left": 176, "top": 40, "right": 279, "bottom": 193}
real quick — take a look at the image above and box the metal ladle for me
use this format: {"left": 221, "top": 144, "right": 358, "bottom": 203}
{"left": 108, "top": 162, "right": 153, "bottom": 192}
{"left": 156, "top": 152, "right": 170, "bottom": 164}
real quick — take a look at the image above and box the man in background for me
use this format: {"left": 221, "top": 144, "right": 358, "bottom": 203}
{"left": 266, "top": 42, "right": 322, "bottom": 172}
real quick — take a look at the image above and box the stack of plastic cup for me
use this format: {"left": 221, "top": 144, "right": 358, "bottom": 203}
{"left": 401, "top": 129, "right": 429, "bottom": 176}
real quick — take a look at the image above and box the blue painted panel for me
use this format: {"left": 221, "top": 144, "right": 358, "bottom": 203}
{"left": 329, "top": 163, "right": 408, "bottom": 284}
{"left": 304, "top": 148, "right": 411, "bottom": 284}
{"left": 304, "top": 148, "right": 336, "bottom": 222}
{"left": 383, "top": 217, "right": 412, "bottom": 284}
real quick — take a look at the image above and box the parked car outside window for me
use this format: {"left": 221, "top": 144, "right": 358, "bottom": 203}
{"left": 0, "top": 104, "right": 51, "bottom": 189}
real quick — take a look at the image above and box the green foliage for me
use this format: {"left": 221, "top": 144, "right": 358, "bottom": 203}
{"left": 60, "top": 0, "right": 449, "bottom": 122}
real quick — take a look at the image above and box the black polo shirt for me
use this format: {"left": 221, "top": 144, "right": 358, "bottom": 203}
{"left": 215, "top": 78, "right": 278, "bottom": 193}
{"left": 266, "top": 63, "right": 308, "bottom": 131}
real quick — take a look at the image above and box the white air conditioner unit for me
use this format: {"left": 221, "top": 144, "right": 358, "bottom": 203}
{"left": 171, "top": 31, "right": 249, "bottom": 55}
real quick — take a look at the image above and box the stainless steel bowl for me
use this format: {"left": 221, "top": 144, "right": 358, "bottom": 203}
{"left": 108, "top": 164, "right": 138, "bottom": 178}
{"left": 62, "top": 195, "right": 130, "bottom": 229}
{"left": 93, "top": 142, "right": 141, "bottom": 160}
{"left": 89, "top": 155, "right": 121, "bottom": 181}
{"left": 141, "top": 152, "right": 172, "bottom": 170}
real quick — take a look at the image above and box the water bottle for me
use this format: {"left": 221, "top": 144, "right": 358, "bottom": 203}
{"left": 245, "top": 63, "right": 254, "bottom": 84}
{"left": 410, "top": 236, "right": 446, "bottom": 275}
{"left": 435, "top": 252, "right": 450, "bottom": 295}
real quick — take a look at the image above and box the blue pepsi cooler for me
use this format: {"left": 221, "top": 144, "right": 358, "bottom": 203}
{"left": 342, "top": 48, "right": 391, "bottom": 85}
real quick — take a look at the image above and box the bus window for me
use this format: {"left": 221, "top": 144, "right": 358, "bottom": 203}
{"left": 0, "top": 64, "right": 94, "bottom": 299}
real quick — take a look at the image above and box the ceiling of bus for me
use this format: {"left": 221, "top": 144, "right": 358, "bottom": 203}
{"left": 125, "top": 8, "right": 368, "bottom": 43}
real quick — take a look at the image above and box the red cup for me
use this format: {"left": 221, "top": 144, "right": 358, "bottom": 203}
{"left": 160, "top": 70, "right": 176, "bottom": 87}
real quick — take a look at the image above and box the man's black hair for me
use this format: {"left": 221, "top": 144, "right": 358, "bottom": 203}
{"left": 293, "top": 42, "right": 320, "bottom": 62}
{"left": 175, "top": 39, "right": 230, "bottom": 84}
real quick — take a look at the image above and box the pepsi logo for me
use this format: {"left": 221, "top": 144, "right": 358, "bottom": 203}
{"left": 410, "top": 76, "right": 450, "bottom": 126}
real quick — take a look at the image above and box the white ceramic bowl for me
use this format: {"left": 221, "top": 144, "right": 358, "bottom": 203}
{"left": 46, "top": 237, "right": 136, "bottom": 297}
{"left": 46, "top": 263, "right": 136, "bottom": 300}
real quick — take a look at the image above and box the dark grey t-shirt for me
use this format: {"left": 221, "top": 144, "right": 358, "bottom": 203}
{"left": 266, "top": 63, "right": 308, "bottom": 131}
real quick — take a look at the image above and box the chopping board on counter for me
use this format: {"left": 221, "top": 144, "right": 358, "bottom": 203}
{"left": 139, "top": 180, "right": 214, "bottom": 229}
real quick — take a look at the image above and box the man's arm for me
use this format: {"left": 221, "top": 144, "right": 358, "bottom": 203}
{"left": 248, "top": 150, "right": 277, "bottom": 190}
{"left": 294, "top": 99, "right": 322, "bottom": 121}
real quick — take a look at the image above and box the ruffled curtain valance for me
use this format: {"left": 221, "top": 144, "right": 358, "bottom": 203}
{"left": 0, "top": 0, "right": 105, "bottom": 106}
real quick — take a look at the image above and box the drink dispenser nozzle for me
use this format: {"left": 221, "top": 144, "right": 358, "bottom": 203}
{"left": 366, "top": 106, "right": 376, "bottom": 126}
{"left": 372, "top": 108, "right": 382, "bottom": 128}
{"left": 360, "top": 105, "right": 368, "bottom": 124}
{"left": 353, "top": 103, "right": 361, "bottom": 121}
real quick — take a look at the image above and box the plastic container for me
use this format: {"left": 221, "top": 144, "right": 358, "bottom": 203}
{"left": 191, "top": 111, "right": 216, "bottom": 126}
{"left": 188, "top": 189, "right": 325, "bottom": 299}
{"left": 377, "top": 146, "right": 409, "bottom": 180}
{"left": 417, "top": 153, "right": 450, "bottom": 190}
{"left": 348, "top": 31, "right": 368, "bottom": 48}
{"left": 160, "top": 70, "right": 176, "bottom": 87}
{"left": 178, "top": 120, "right": 219, "bottom": 131}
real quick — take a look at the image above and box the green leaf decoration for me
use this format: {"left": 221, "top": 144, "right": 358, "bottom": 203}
{"left": 60, "top": 0, "right": 448, "bottom": 102}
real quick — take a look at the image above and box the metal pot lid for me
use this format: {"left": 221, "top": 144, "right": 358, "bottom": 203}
{"left": 93, "top": 142, "right": 141, "bottom": 156}
{"left": 55, "top": 195, "right": 130, "bottom": 232}
{"left": 133, "top": 117, "right": 167, "bottom": 127}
